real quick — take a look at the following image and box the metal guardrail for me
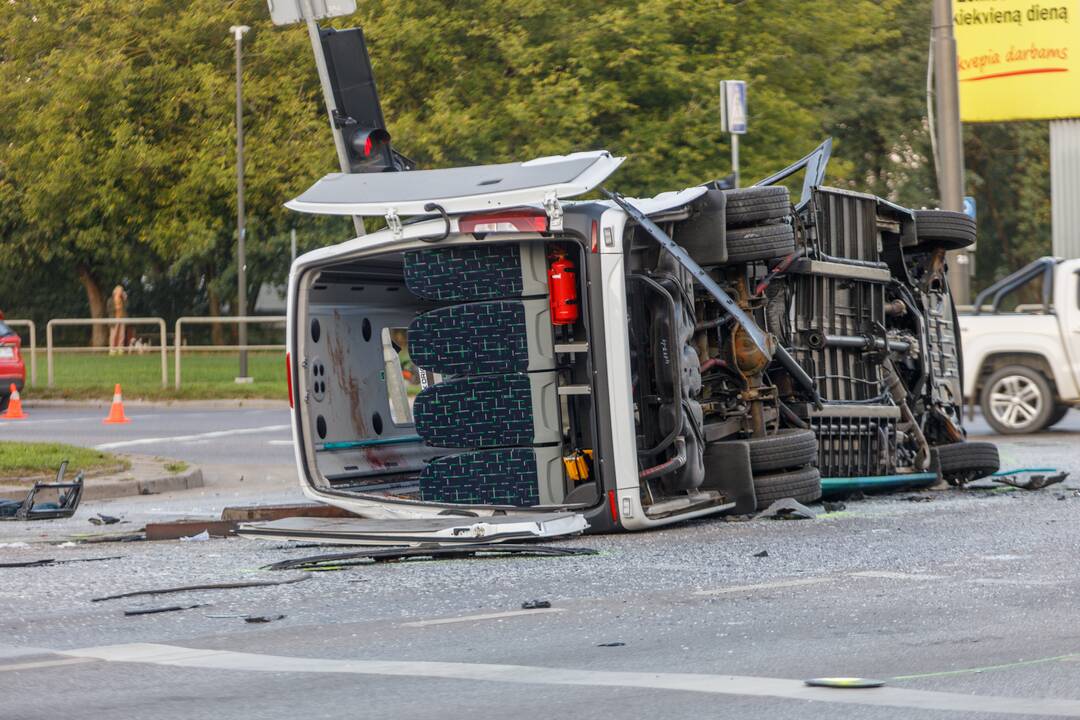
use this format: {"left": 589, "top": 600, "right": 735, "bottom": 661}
{"left": 4, "top": 319, "right": 37, "bottom": 387}
{"left": 174, "top": 316, "right": 285, "bottom": 389}
{"left": 46, "top": 317, "right": 168, "bottom": 388}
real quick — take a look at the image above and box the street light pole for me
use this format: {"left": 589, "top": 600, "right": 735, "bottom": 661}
{"left": 231, "top": 24, "right": 253, "bottom": 383}
{"left": 931, "top": 0, "right": 971, "bottom": 304}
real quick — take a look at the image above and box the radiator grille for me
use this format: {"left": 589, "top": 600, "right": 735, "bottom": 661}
{"left": 811, "top": 416, "right": 897, "bottom": 477}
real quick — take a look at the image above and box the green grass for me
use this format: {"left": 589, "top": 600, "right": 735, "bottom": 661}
{"left": 29, "top": 350, "right": 287, "bottom": 401}
{"left": 0, "top": 441, "right": 128, "bottom": 481}
{"left": 163, "top": 461, "right": 189, "bottom": 474}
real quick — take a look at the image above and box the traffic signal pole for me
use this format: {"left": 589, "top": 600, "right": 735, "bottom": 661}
{"left": 931, "top": 0, "right": 970, "bottom": 304}
{"left": 301, "top": 0, "right": 366, "bottom": 237}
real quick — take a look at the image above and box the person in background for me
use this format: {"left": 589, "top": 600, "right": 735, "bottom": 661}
{"left": 108, "top": 285, "right": 127, "bottom": 355}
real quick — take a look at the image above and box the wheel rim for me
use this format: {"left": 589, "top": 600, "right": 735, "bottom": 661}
{"left": 988, "top": 375, "right": 1044, "bottom": 429}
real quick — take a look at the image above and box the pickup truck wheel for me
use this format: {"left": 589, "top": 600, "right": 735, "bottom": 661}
{"left": 724, "top": 186, "right": 791, "bottom": 227}
{"left": 931, "top": 441, "right": 1000, "bottom": 485}
{"left": 912, "top": 210, "right": 976, "bottom": 251}
{"left": 981, "top": 365, "right": 1054, "bottom": 435}
{"left": 746, "top": 429, "right": 818, "bottom": 473}
{"left": 753, "top": 466, "right": 822, "bottom": 506}
{"left": 725, "top": 223, "right": 796, "bottom": 263}
{"left": 0, "top": 394, "right": 7, "bottom": 413}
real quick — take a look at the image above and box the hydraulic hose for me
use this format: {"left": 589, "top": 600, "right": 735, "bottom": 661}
{"left": 639, "top": 436, "right": 688, "bottom": 480}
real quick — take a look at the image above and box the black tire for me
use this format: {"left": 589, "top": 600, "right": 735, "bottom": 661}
{"left": 746, "top": 429, "right": 818, "bottom": 474}
{"left": 1044, "top": 404, "right": 1071, "bottom": 429}
{"left": 0, "top": 394, "right": 7, "bottom": 413}
{"left": 932, "top": 441, "right": 1000, "bottom": 485}
{"left": 979, "top": 364, "right": 1054, "bottom": 435}
{"left": 753, "top": 466, "right": 822, "bottom": 506}
{"left": 725, "top": 223, "right": 796, "bottom": 263}
{"left": 913, "top": 210, "right": 976, "bottom": 251}
{"left": 724, "top": 186, "right": 791, "bottom": 227}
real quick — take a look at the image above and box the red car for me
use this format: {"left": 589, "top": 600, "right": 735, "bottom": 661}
{"left": 0, "top": 321, "right": 25, "bottom": 412}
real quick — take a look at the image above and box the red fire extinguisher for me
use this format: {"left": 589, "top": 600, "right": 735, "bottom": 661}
{"left": 548, "top": 251, "right": 579, "bottom": 326}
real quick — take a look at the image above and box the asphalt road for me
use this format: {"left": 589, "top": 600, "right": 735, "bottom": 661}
{"left": 0, "top": 404, "right": 294, "bottom": 466}
{"left": 2, "top": 405, "right": 1080, "bottom": 718}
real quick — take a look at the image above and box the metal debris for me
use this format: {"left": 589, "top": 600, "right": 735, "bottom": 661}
{"left": 89, "top": 514, "right": 122, "bottom": 526}
{"left": 124, "top": 603, "right": 208, "bottom": 617}
{"left": 0, "top": 556, "right": 121, "bottom": 569}
{"left": 92, "top": 575, "right": 310, "bottom": 602}
{"left": 996, "top": 472, "right": 1069, "bottom": 491}
{"left": 0, "top": 461, "right": 84, "bottom": 521}
{"left": 521, "top": 600, "right": 552, "bottom": 609}
{"left": 244, "top": 614, "right": 286, "bottom": 623}
{"left": 753, "top": 498, "right": 817, "bottom": 520}
{"left": 263, "top": 543, "right": 599, "bottom": 571}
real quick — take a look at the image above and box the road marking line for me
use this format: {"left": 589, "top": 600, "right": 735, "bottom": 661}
{"left": 0, "top": 657, "right": 97, "bottom": 672}
{"left": 850, "top": 571, "right": 944, "bottom": 581}
{"left": 402, "top": 608, "right": 564, "bottom": 627}
{"left": 893, "top": 653, "right": 1080, "bottom": 680}
{"left": 95, "top": 424, "right": 290, "bottom": 450}
{"left": 694, "top": 577, "right": 832, "bottom": 596}
{"left": 58, "top": 642, "right": 1080, "bottom": 716}
{"left": 267, "top": 440, "right": 294, "bottom": 446}
{"left": 696, "top": 571, "right": 947, "bottom": 597}
{"left": 0, "top": 416, "right": 109, "bottom": 426}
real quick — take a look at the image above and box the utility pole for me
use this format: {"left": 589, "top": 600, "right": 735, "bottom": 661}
{"left": 931, "top": 0, "right": 971, "bottom": 304}
{"left": 231, "top": 24, "right": 253, "bottom": 383}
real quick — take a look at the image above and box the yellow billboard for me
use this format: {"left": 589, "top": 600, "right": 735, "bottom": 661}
{"left": 954, "top": 0, "right": 1080, "bottom": 122}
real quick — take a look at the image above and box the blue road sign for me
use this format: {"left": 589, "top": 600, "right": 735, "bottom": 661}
{"left": 963, "top": 196, "right": 976, "bottom": 221}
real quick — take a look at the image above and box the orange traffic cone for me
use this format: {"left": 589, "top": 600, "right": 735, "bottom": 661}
{"left": 102, "top": 383, "right": 131, "bottom": 424}
{"left": 3, "top": 384, "right": 25, "bottom": 420}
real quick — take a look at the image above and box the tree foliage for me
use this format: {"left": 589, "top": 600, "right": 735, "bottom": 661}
{"left": 0, "top": 0, "right": 1053, "bottom": 335}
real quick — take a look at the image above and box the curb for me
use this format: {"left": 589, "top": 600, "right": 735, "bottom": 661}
{"left": 23, "top": 399, "right": 288, "bottom": 410}
{"left": 0, "top": 466, "right": 204, "bottom": 503}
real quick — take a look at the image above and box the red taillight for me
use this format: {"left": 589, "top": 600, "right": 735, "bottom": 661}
{"left": 458, "top": 210, "right": 548, "bottom": 234}
{"left": 590, "top": 220, "right": 599, "bottom": 253}
{"left": 285, "top": 352, "right": 294, "bottom": 408}
{"left": 608, "top": 490, "right": 619, "bottom": 524}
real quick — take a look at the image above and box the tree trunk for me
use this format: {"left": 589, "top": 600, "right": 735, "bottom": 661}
{"left": 76, "top": 265, "right": 108, "bottom": 347}
{"left": 207, "top": 282, "right": 226, "bottom": 346}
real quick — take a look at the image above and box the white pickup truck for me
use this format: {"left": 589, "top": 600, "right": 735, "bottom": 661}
{"left": 960, "top": 257, "right": 1080, "bottom": 434}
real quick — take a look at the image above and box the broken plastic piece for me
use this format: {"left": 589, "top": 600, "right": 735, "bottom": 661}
{"left": 521, "top": 600, "right": 552, "bottom": 610}
{"left": 753, "top": 498, "right": 817, "bottom": 520}
{"left": 804, "top": 677, "right": 885, "bottom": 689}
{"left": 995, "top": 472, "right": 1068, "bottom": 491}
{"left": 244, "top": 614, "right": 286, "bottom": 624}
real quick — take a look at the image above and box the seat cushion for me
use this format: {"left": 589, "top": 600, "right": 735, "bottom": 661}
{"left": 419, "top": 448, "right": 543, "bottom": 506}
{"left": 407, "top": 299, "right": 554, "bottom": 376}
{"left": 413, "top": 372, "right": 560, "bottom": 448}
{"left": 404, "top": 244, "right": 545, "bottom": 302}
